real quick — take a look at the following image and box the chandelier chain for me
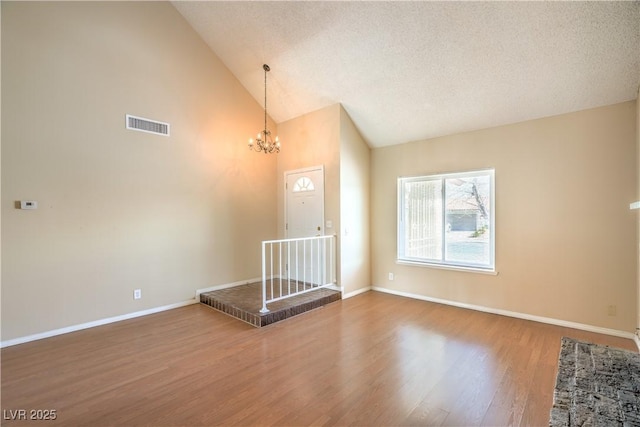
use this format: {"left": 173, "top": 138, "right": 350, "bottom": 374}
{"left": 264, "top": 65, "right": 268, "bottom": 137}
{"left": 248, "top": 64, "right": 280, "bottom": 154}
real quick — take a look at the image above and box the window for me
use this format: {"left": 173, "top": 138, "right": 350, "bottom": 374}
{"left": 292, "top": 176, "right": 315, "bottom": 192}
{"left": 397, "top": 169, "right": 495, "bottom": 272}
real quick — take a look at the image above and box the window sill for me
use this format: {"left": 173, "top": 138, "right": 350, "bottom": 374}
{"left": 396, "top": 259, "right": 498, "bottom": 275}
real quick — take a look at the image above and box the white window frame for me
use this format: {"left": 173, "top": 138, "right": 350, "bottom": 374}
{"left": 397, "top": 169, "right": 496, "bottom": 273}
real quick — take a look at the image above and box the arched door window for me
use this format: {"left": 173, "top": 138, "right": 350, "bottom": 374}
{"left": 292, "top": 176, "right": 315, "bottom": 192}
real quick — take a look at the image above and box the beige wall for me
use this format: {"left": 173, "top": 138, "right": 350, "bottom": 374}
{"left": 637, "top": 87, "right": 640, "bottom": 337}
{"left": 0, "top": 2, "right": 3, "bottom": 331}
{"left": 339, "top": 107, "right": 371, "bottom": 296}
{"left": 1, "top": 2, "right": 278, "bottom": 341}
{"left": 277, "top": 104, "right": 371, "bottom": 294}
{"left": 4, "top": 1, "right": 633, "bottom": 344}
{"left": 276, "top": 104, "right": 341, "bottom": 278}
{"left": 372, "top": 102, "right": 637, "bottom": 333}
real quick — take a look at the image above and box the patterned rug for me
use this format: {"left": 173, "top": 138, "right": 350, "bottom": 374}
{"left": 550, "top": 337, "right": 640, "bottom": 426}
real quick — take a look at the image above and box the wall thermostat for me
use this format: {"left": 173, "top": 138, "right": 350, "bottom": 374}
{"left": 20, "top": 201, "right": 38, "bottom": 210}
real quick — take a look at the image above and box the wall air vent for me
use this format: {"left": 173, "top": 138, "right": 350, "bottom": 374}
{"left": 126, "top": 114, "right": 170, "bottom": 136}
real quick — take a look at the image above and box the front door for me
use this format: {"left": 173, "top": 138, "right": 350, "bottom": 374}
{"left": 286, "top": 166, "right": 324, "bottom": 238}
{"left": 285, "top": 166, "right": 325, "bottom": 284}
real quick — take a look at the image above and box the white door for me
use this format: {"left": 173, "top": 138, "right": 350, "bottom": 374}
{"left": 285, "top": 166, "right": 325, "bottom": 285}
{"left": 286, "top": 167, "right": 324, "bottom": 238}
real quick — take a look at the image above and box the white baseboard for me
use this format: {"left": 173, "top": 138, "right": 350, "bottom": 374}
{"left": 6, "top": 283, "right": 633, "bottom": 350}
{"left": 195, "top": 277, "right": 262, "bottom": 298}
{"left": 1, "top": 299, "right": 198, "bottom": 348}
{"left": 327, "top": 284, "right": 343, "bottom": 292}
{"left": 372, "top": 286, "right": 637, "bottom": 342}
{"left": 342, "top": 286, "right": 372, "bottom": 300}
{"left": 3, "top": 277, "right": 269, "bottom": 348}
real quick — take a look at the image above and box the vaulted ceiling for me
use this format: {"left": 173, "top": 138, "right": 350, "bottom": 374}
{"left": 173, "top": 1, "right": 640, "bottom": 148}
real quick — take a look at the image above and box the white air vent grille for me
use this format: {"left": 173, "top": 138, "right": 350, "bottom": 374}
{"left": 126, "top": 114, "right": 170, "bottom": 136}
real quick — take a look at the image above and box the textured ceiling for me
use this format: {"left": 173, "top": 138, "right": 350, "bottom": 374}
{"left": 173, "top": 1, "right": 640, "bottom": 148}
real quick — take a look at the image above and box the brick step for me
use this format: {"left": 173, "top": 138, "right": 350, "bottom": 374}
{"left": 200, "top": 281, "right": 341, "bottom": 327}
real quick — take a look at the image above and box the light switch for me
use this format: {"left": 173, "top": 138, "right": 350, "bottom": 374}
{"left": 326, "top": 220, "right": 333, "bottom": 228}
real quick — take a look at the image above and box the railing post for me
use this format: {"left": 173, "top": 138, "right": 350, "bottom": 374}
{"left": 260, "top": 240, "right": 269, "bottom": 313}
{"left": 278, "top": 241, "right": 282, "bottom": 298}
{"left": 332, "top": 234, "right": 337, "bottom": 284}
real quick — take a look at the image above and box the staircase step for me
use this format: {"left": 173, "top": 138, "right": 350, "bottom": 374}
{"left": 199, "top": 282, "right": 341, "bottom": 327}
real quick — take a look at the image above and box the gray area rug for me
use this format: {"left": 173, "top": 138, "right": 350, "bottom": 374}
{"left": 550, "top": 337, "right": 640, "bottom": 426}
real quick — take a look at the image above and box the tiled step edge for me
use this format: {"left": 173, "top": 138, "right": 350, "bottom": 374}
{"left": 199, "top": 294, "right": 261, "bottom": 327}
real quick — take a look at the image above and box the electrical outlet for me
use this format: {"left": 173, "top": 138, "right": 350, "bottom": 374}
{"left": 607, "top": 305, "right": 617, "bottom": 316}
{"left": 133, "top": 289, "right": 142, "bottom": 300}
{"left": 388, "top": 272, "right": 394, "bottom": 281}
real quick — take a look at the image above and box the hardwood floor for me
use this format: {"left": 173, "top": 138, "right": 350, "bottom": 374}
{"left": 1, "top": 291, "right": 636, "bottom": 426}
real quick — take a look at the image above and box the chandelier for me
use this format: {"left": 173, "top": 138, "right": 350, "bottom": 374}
{"left": 248, "top": 64, "right": 280, "bottom": 154}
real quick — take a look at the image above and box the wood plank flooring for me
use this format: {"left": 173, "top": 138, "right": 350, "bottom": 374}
{"left": 1, "top": 291, "right": 636, "bottom": 426}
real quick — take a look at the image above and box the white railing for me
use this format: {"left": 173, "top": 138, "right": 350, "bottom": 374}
{"left": 260, "top": 235, "right": 337, "bottom": 313}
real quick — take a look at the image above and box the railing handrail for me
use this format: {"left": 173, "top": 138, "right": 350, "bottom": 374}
{"left": 260, "top": 234, "right": 337, "bottom": 313}
{"left": 262, "top": 234, "right": 335, "bottom": 245}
